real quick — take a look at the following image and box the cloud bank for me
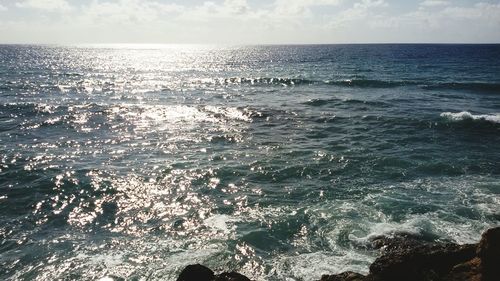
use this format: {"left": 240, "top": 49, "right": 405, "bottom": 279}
{"left": 1, "top": 0, "right": 499, "bottom": 43}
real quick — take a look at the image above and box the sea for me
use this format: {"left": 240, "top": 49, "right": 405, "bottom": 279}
{"left": 0, "top": 44, "right": 499, "bottom": 281}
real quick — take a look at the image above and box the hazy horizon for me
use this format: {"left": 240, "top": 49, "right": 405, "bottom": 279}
{"left": 1, "top": 0, "right": 499, "bottom": 44}
{"left": 2, "top": 42, "right": 500, "bottom": 46}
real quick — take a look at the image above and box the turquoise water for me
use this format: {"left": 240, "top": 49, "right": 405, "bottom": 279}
{"left": 0, "top": 44, "right": 499, "bottom": 280}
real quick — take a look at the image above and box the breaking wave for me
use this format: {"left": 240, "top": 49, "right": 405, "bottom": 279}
{"left": 191, "top": 77, "right": 500, "bottom": 91}
{"left": 440, "top": 111, "right": 500, "bottom": 124}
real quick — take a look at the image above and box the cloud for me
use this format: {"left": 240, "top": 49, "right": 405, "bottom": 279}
{"left": 179, "top": 0, "right": 251, "bottom": 20}
{"left": 78, "top": 0, "right": 184, "bottom": 25}
{"left": 2, "top": 0, "right": 500, "bottom": 44}
{"left": 273, "top": 0, "right": 343, "bottom": 17}
{"left": 406, "top": 2, "right": 500, "bottom": 25}
{"left": 329, "top": 0, "right": 388, "bottom": 28}
{"left": 420, "top": 0, "right": 450, "bottom": 7}
{"left": 224, "top": 0, "right": 249, "bottom": 15}
{"left": 441, "top": 2, "right": 500, "bottom": 21}
{"left": 0, "top": 4, "right": 7, "bottom": 11}
{"left": 368, "top": 2, "right": 500, "bottom": 42}
{"left": 76, "top": 0, "right": 255, "bottom": 26}
{"left": 354, "top": 0, "right": 387, "bottom": 9}
{"left": 16, "top": 0, "right": 72, "bottom": 11}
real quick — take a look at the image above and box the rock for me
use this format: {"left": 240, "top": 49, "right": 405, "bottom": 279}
{"left": 477, "top": 227, "right": 500, "bottom": 281}
{"left": 177, "top": 227, "right": 500, "bottom": 281}
{"left": 176, "top": 265, "right": 251, "bottom": 281}
{"left": 97, "top": 276, "right": 125, "bottom": 281}
{"left": 369, "top": 240, "right": 476, "bottom": 281}
{"left": 370, "top": 233, "right": 437, "bottom": 252}
{"left": 214, "top": 271, "right": 252, "bottom": 281}
{"left": 366, "top": 227, "right": 500, "bottom": 281}
{"left": 177, "top": 264, "right": 214, "bottom": 281}
{"left": 320, "top": 271, "right": 367, "bottom": 281}
{"left": 444, "top": 257, "right": 481, "bottom": 281}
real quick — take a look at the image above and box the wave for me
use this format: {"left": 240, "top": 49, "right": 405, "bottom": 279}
{"left": 324, "top": 79, "right": 414, "bottom": 88}
{"left": 192, "top": 77, "right": 413, "bottom": 88}
{"left": 192, "top": 77, "right": 500, "bottom": 91}
{"left": 194, "top": 77, "right": 316, "bottom": 86}
{"left": 303, "top": 98, "right": 332, "bottom": 106}
{"left": 3, "top": 78, "right": 499, "bottom": 93}
{"left": 440, "top": 111, "right": 500, "bottom": 124}
{"left": 303, "top": 98, "right": 389, "bottom": 107}
{"left": 423, "top": 82, "right": 500, "bottom": 92}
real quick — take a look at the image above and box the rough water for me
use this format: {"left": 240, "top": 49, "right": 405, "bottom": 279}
{"left": 0, "top": 44, "right": 499, "bottom": 281}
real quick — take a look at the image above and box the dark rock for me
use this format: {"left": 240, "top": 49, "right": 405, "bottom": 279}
{"left": 367, "top": 227, "right": 500, "bottom": 281}
{"left": 477, "top": 227, "right": 500, "bottom": 281}
{"left": 176, "top": 265, "right": 251, "bottom": 281}
{"left": 320, "top": 271, "right": 367, "bottom": 281}
{"left": 214, "top": 271, "right": 252, "bottom": 281}
{"left": 100, "top": 275, "right": 125, "bottom": 281}
{"left": 370, "top": 233, "right": 438, "bottom": 252}
{"left": 177, "top": 227, "right": 500, "bottom": 281}
{"left": 369, "top": 240, "right": 476, "bottom": 281}
{"left": 177, "top": 264, "right": 214, "bottom": 281}
{"left": 444, "top": 257, "right": 481, "bottom": 281}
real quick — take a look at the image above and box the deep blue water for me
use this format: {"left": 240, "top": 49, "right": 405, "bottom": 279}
{"left": 0, "top": 44, "right": 499, "bottom": 280}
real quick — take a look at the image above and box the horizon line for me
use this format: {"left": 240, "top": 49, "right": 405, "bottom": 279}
{"left": 1, "top": 42, "right": 500, "bottom": 46}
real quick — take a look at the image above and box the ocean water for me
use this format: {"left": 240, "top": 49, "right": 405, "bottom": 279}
{"left": 0, "top": 44, "right": 499, "bottom": 281}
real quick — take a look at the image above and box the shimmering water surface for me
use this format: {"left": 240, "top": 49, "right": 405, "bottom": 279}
{"left": 1, "top": 44, "right": 499, "bottom": 280}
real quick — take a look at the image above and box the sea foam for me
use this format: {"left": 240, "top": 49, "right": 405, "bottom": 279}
{"left": 440, "top": 111, "right": 500, "bottom": 124}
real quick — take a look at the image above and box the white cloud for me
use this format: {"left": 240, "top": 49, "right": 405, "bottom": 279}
{"left": 78, "top": 0, "right": 184, "bottom": 25}
{"left": 224, "top": 0, "right": 249, "bottom": 15}
{"left": 353, "top": 0, "right": 387, "bottom": 9}
{"left": 273, "top": 0, "right": 343, "bottom": 17}
{"left": 329, "top": 0, "right": 388, "bottom": 28}
{"left": 441, "top": 2, "right": 500, "bottom": 20}
{"left": 420, "top": 0, "right": 450, "bottom": 7}
{"left": 405, "top": 2, "right": 500, "bottom": 24}
{"left": 2, "top": 0, "right": 499, "bottom": 44}
{"left": 16, "top": 0, "right": 72, "bottom": 11}
{"left": 0, "top": 4, "right": 8, "bottom": 11}
{"left": 368, "top": 2, "right": 500, "bottom": 42}
{"left": 76, "top": 0, "right": 253, "bottom": 26}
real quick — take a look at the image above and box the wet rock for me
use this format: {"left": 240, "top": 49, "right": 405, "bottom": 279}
{"left": 320, "top": 271, "right": 366, "bottom": 281}
{"left": 177, "top": 227, "right": 500, "bottom": 281}
{"left": 214, "top": 271, "right": 252, "bottom": 281}
{"left": 370, "top": 232, "right": 438, "bottom": 252}
{"left": 477, "top": 227, "right": 500, "bottom": 281}
{"left": 177, "top": 265, "right": 251, "bottom": 281}
{"left": 365, "top": 227, "right": 499, "bottom": 281}
{"left": 319, "top": 227, "right": 498, "bottom": 281}
{"left": 369, "top": 240, "right": 476, "bottom": 281}
{"left": 444, "top": 257, "right": 481, "bottom": 281}
{"left": 97, "top": 276, "right": 125, "bottom": 281}
{"left": 177, "top": 264, "right": 214, "bottom": 281}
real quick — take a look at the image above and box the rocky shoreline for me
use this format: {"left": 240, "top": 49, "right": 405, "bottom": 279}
{"left": 176, "top": 227, "right": 499, "bottom": 281}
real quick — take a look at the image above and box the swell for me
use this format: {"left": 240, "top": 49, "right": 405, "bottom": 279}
{"left": 0, "top": 102, "right": 285, "bottom": 132}
{"left": 193, "top": 77, "right": 316, "bottom": 86}
{"left": 193, "top": 77, "right": 412, "bottom": 88}
{"left": 423, "top": 82, "right": 500, "bottom": 92}
{"left": 2, "top": 78, "right": 499, "bottom": 92}
{"left": 191, "top": 77, "right": 500, "bottom": 91}
{"left": 324, "top": 79, "right": 416, "bottom": 88}
{"left": 303, "top": 98, "right": 390, "bottom": 108}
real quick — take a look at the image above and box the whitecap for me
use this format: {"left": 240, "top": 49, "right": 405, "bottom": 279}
{"left": 203, "top": 214, "right": 237, "bottom": 234}
{"left": 270, "top": 251, "right": 374, "bottom": 281}
{"left": 440, "top": 111, "right": 500, "bottom": 124}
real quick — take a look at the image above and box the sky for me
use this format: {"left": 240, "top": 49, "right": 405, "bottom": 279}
{"left": 0, "top": 0, "right": 499, "bottom": 44}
